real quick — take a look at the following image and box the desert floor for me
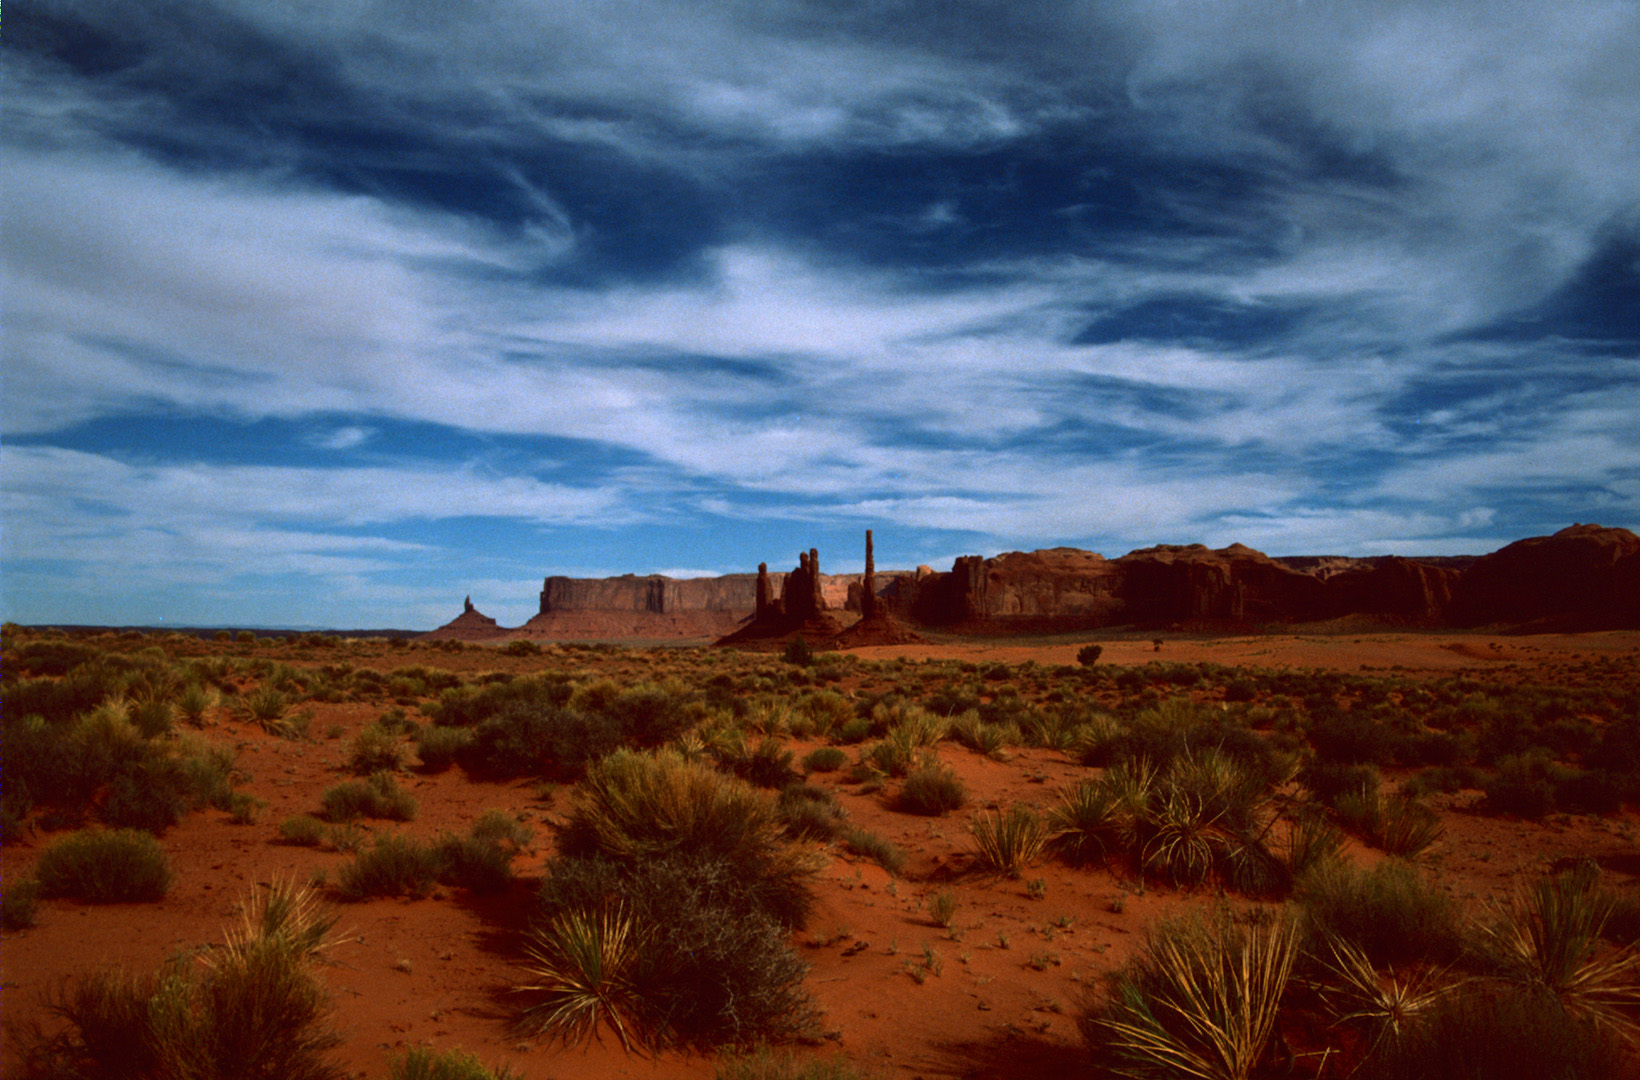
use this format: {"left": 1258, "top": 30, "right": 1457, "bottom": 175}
{"left": 4, "top": 628, "right": 1638, "bottom": 1079}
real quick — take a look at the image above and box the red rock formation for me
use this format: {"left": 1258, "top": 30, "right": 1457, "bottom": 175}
{"left": 1322, "top": 557, "right": 1459, "bottom": 622}
{"left": 424, "top": 600, "right": 508, "bottom": 641}
{"left": 1451, "top": 524, "right": 1640, "bottom": 629}
{"left": 716, "top": 547, "right": 846, "bottom": 647}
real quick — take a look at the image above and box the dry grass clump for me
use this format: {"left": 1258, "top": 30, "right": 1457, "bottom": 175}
{"left": 318, "top": 772, "right": 417, "bottom": 822}
{"left": 387, "top": 1048, "right": 522, "bottom": 1080}
{"left": 34, "top": 828, "right": 172, "bottom": 903}
{"left": 894, "top": 760, "right": 967, "bottom": 815}
{"left": 17, "top": 880, "right": 344, "bottom": 1080}
{"left": 1295, "top": 858, "right": 1464, "bottom": 968}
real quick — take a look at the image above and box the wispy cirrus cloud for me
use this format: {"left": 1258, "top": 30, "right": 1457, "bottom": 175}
{"left": 3, "top": 0, "right": 1637, "bottom": 627}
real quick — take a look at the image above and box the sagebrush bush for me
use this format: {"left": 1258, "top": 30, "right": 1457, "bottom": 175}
{"left": 717, "top": 736, "right": 802, "bottom": 789}
{"left": 776, "top": 784, "right": 847, "bottom": 841}
{"left": 801, "top": 746, "right": 847, "bottom": 773}
{"left": 1295, "top": 858, "right": 1463, "bottom": 967}
{"left": 3, "top": 878, "right": 40, "bottom": 929}
{"left": 319, "top": 772, "right": 417, "bottom": 822}
{"left": 559, "top": 749, "right": 821, "bottom": 928}
{"left": 388, "top": 1048, "right": 521, "bottom": 1080}
{"left": 894, "top": 761, "right": 967, "bottom": 815}
{"left": 1354, "top": 983, "right": 1633, "bottom": 1080}
{"left": 346, "top": 726, "right": 405, "bottom": 774}
{"left": 279, "top": 814, "right": 329, "bottom": 846}
{"left": 35, "top": 828, "right": 172, "bottom": 902}
{"left": 412, "top": 724, "right": 472, "bottom": 771}
{"left": 529, "top": 853, "right": 817, "bottom": 1048}
{"left": 334, "top": 834, "right": 443, "bottom": 900}
{"left": 842, "top": 826, "right": 907, "bottom": 876}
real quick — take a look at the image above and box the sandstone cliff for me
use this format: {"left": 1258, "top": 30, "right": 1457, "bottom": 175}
{"left": 1450, "top": 524, "right": 1640, "bottom": 629}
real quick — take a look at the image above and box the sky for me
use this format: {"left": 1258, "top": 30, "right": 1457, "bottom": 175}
{"left": 4, "top": 1, "right": 1639, "bottom": 630}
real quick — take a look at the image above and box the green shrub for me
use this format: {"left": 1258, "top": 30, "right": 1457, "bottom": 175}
{"left": 388, "top": 1047, "right": 521, "bottom": 1080}
{"left": 528, "top": 853, "right": 817, "bottom": 1048}
{"left": 776, "top": 784, "right": 846, "bottom": 841}
{"left": 279, "top": 814, "right": 329, "bottom": 846}
{"left": 412, "top": 724, "right": 472, "bottom": 771}
{"left": 718, "top": 736, "right": 802, "bottom": 789}
{"left": 432, "top": 813, "right": 531, "bottom": 894}
{"left": 836, "top": 718, "right": 873, "bottom": 744}
{"left": 1354, "top": 984, "right": 1632, "bottom": 1080}
{"left": 22, "top": 881, "right": 343, "bottom": 1080}
{"left": 334, "top": 834, "right": 443, "bottom": 900}
{"left": 1296, "top": 858, "right": 1463, "bottom": 967}
{"left": 318, "top": 772, "right": 417, "bottom": 822}
{"left": 3, "top": 877, "right": 40, "bottom": 929}
{"left": 1484, "top": 753, "right": 1561, "bottom": 819}
{"left": 842, "top": 826, "right": 907, "bottom": 876}
{"left": 35, "top": 828, "right": 172, "bottom": 902}
{"left": 894, "top": 761, "right": 967, "bottom": 815}
{"left": 715, "top": 1048, "right": 880, "bottom": 1080}
{"left": 783, "top": 636, "right": 814, "bottom": 666}
{"left": 802, "top": 746, "right": 847, "bottom": 773}
{"left": 560, "top": 749, "right": 821, "bottom": 928}
{"left": 346, "top": 726, "right": 405, "bottom": 774}
{"left": 1076, "top": 644, "right": 1103, "bottom": 666}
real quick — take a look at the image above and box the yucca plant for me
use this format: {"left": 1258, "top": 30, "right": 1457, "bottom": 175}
{"left": 176, "top": 682, "right": 214, "bottom": 727}
{"left": 516, "top": 905, "right": 648, "bottom": 1051}
{"left": 240, "top": 684, "right": 297, "bottom": 737}
{"left": 1087, "top": 912, "right": 1300, "bottom": 1080}
{"left": 1471, "top": 865, "right": 1640, "bottom": 1042}
{"left": 969, "top": 804, "right": 1049, "bottom": 878}
{"left": 1310, "top": 932, "right": 1455, "bottom": 1059}
{"left": 1142, "top": 788, "right": 1226, "bottom": 886}
{"left": 1049, "top": 778, "right": 1126, "bottom": 866}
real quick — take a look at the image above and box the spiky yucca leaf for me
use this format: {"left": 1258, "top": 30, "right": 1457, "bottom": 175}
{"left": 1094, "top": 914, "right": 1300, "bottom": 1080}
{"left": 969, "top": 804, "right": 1049, "bottom": 878}
{"left": 516, "top": 906, "right": 647, "bottom": 1051}
{"left": 1049, "top": 779, "right": 1125, "bottom": 866}
{"left": 1473, "top": 866, "right": 1640, "bottom": 1041}
{"left": 1313, "top": 933, "right": 1455, "bottom": 1057}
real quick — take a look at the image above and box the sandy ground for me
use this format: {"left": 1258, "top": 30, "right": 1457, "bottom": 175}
{"left": 4, "top": 629, "right": 1639, "bottom": 1079}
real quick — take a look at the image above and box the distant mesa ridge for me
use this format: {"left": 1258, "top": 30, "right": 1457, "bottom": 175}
{"left": 426, "top": 523, "right": 1640, "bottom": 642}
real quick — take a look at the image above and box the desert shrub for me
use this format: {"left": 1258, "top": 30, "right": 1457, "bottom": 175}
{"left": 433, "top": 812, "right": 532, "bottom": 894}
{"left": 1300, "top": 760, "right": 1381, "bottom": 808}
{"left": 175, "top": 682, "right": 213, "bottom": 726}
{"left": 715, "top": 1048, "right": 879, "bottom": 1080}
{"left": 718, "top": 737, "right": 802, "bottom": 789}
{"left": 529, "top": 853, "right": 817, "bottom": 1048}
{"left": 835, "top": 717, "right": 873, "bottom": 744}
{"left": 3, "top": 877, "right": 40, "bottom": 929}
{"left": 388, "top": 1048, "right": 521, "bottom": 1080}
{"left": 128, "top": 698, "right": 174, "bottom": 739}
{"left": 1469, "top": 863, "right": 1640, "bottom": 1041}
{"left": 1279, "top": 808, "right": 1344, "bottom": 881}
{"left": 318, "top": 772, "right": 417, "bottom": 823}
{"left": 1483, "top": 752, "right": 1562, "bottom": 819}
{"left": 894, "top": 761, "right": 966, "bottom": 815}
{"left": 412, "top": 723, "right": 472, "bottom": 771}
{"left": 1353, "top": 983, "right": 1633, "bottom": 1080}
{"left": 279, "top": 814, "right": 329, "bottom": 846}
{"left": 842, "top": 827, "right": 907, "bottom": 876}
{"left": 948, "top": 710, "right": 1018, "bottom": 759}
{"left": 35, "top": 828, "right": 171, "bottom": 903}
{"left": 783, "top": 636, "right": 814, "bottom": 666}
{"left": 21, "top": 880, "right": 343, "bottom": 1080}
{"left": 572, "top": 679, "right": 699, "bottom": 747}
{"left": 801, "top": 746, "right": 847, "bottom": 773}
{"left": 559, "top": 749, "right": 821, "bottom": 928}
{"left": 1, "top": 671, "right": 111, "bottom": 726}
{"left": 1296, "top": 858, "right": 1463, "bottom": 967}
{"left": 346, "top": 725, "right": 405, "bottom": 774}
{"left": 969, "top": 805, "right": 1049, "bottom": 878}
{"left": 1081, "top": 911, "right": 1299, "bottom": 1080}
{"left": 1076, "top": 644, "right": 1104, "bottom": 666}
{"left": 776, "top": 784, "right": 846, "bottom": 841}
{"left": 1333, "top": 788, "right": 1444, "bottom": 858}
{"left": 334, "top": 834, "right": 443, "bottom": 900}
